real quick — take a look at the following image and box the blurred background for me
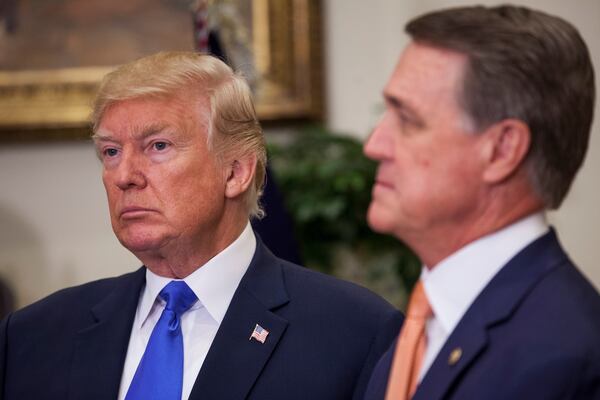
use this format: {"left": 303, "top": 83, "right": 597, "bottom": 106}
{"left": 1, "top": 0, "right": 598, "bottom": 315}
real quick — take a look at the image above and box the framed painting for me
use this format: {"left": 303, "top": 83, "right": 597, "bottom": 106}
{"left": 0, "top": 0, "right": 322, "bottom": 141}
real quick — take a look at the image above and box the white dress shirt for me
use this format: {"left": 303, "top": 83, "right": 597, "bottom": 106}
{"left": 418, "top": 212, "right": 549, "bottom": 381}
{"left": 117, "top": 222, "right": 256, "bottom": 400}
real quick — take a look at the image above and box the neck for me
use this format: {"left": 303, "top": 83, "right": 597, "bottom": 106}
{"left": 136, "top": 215, "right": 248, "bottom": 279}
{"left": 406, "top": 186, "right": 544, "bottom": 269}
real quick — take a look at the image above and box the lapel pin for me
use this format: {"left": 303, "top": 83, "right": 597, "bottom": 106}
{"left": 448, "top": 348, "right": 462, "bottom": 366}
{"left": 249, "top": 323, "right": 269, "bottom": 344}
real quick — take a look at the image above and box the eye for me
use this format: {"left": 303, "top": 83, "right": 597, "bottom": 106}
{"left": 103, "top": 147, "right": 119, "bottom": 157}
{"left": 398, "top": 110, "right": 425, "bottom": 130}
{"left": 398, "top": 109, "right": 411, "bottom": 122}
{"left": 151, "top": 141, "right": 169, "bottom": 151}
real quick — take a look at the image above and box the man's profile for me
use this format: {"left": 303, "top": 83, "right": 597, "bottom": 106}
{"left": 362, "top": 5, "right": 600, "bottom": 400}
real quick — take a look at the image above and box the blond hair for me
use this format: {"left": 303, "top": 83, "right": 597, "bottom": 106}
{"left": 92, "top": 51, "right": 267, "bottom": 218}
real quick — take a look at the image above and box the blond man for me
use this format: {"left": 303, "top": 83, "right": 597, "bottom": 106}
{"left": 0, "top": 52, "right": 402, "bottom": 400}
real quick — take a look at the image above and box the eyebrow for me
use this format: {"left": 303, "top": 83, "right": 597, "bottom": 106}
{"left": 92, "top": 123, "right": 170, "bottom": 143}
{"left": 383, "top": 93, "right": 416, "bottom": 115}
{"left": 383, "top": 93, "right": 425, "bottom": 128}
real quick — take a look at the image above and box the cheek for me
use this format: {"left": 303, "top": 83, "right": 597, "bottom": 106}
{"left": 417, "top": 157, "right": 431, "bottom": 168}
{"left": 398, "top": 150, "right": 433, "bottom": 189}
{"left": 103, "top": 182, "right": 119, "bottom": 212}
{"left": 101, "top": 171, "right": 110, "bottom": 191}
{"left": 165, "top": 169, "right": 224, "bottom": 211}
{"left": 102, "top": 170, "right": 117, "bottom": 192}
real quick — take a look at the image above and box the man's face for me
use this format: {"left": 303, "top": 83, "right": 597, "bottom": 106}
{"left": 94, "top": 96, "right": 227, "bottom": 256}
{"left": 364, "top": 42, "right": 487, "bottom": 243}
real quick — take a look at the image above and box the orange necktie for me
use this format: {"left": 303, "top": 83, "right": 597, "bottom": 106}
{"left": 385, "top": 280, "right": 432, "bottom": 400}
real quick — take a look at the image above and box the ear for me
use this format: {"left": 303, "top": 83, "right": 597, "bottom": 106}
{"left": 224, "top": 155, "right": 257, "bottom": 199}
{"left": 480, "top": 119, "right": 531, "bottom": 184}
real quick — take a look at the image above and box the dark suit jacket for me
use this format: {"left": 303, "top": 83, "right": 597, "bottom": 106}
{"left": 364, "top": 230, "right": 600, "bottom": 400}
{"left": 0, "top": 239, "right": 402, "bottom": 400}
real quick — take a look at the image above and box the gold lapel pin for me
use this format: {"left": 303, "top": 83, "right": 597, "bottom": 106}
{"left": 448, "top": 348, "right": 462, "bottom": 366}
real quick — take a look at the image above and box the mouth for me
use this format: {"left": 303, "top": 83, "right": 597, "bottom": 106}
{"left": 374, "top": 179, "right": 394, "bottom": 190}
{"left": 119, "top": 206, "right": 157, "bottom": 219}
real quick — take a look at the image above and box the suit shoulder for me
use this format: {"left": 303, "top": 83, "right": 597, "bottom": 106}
{"left": 10, "top": 268, "right": 143, "bottom": 322}
{"left": 535, "top": 260, "right": 600, "bottom": 329}
{"left": 500, "top": 258, "right": 600, "bottom": 364}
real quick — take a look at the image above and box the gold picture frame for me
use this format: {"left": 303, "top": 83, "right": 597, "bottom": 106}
{"left": 0, "top": 0, "right": 322, "bottom": 141}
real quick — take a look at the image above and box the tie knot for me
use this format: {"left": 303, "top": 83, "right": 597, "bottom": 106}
{"left": 159, "top": 281, "right": 198, "bottom": 316}
{"left": 406, "top": 281, "right": 432, "bottom": 319}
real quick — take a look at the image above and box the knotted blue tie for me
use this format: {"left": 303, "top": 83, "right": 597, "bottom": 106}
{"left": 125, "top": 280, "right": 198, "bottom": 400}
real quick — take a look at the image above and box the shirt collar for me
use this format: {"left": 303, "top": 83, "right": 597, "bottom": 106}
{"left": 137, "top": 221, "right": 256, "bottom": 328}
{"left": 421, "top": 212, "right": 549, "bottom": 335}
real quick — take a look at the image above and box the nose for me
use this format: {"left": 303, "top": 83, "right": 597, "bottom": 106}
{"left": 113, "top": 151, "right": 147, "bottom": 191}
{"left": 364, "top": 114, "right": 392, "bottom": 161}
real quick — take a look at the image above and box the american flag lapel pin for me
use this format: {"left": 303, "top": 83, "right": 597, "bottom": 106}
{"left": 249, "top": 323, "right": 269, "bottom": 344}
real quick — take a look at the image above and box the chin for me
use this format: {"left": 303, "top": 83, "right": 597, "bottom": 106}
{"left": 366, "top": 204, "right": 394, "bottom": 234}
{"left": 116, "top": 229, "right": 167, "bottom": 254}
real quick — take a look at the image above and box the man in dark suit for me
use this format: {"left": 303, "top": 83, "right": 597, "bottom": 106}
{"left": 362, "top": 5, "right": 600, "bottom": 400}
{"left": 0, "top": 52, "right": 402, "bottom": 400}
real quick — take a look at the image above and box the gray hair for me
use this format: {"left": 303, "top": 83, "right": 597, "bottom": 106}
{"left": 406, "top": 5, "right": 595, "bottom": 208}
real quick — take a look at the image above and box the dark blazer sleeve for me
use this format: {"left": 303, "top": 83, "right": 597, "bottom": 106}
{"left": 0, "top": 313, "right": 10, "bottom": 397}
{"left": 363, "top": 339, "right": 396, "bottom": 400}
{"left": 352, "top": 309, "right": 402, "bottom": 400}
{"left": 571, "top": 358, "right": 600, "bottom": 399}
{"left": 0, "top": 269, "right": 145, "bottom": 400}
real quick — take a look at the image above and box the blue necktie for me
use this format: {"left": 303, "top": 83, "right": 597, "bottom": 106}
{"left": 125, "top": 281, "right": 198, "bottom": 400}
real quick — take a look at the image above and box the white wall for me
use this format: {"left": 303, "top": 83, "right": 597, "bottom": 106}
{"left": 326, "top": 0, "right": 600, "bottom": 289}
{"left": 1, "top": 0, "right": 599, "bottom": 309}
{"left": 0, "top": 143, "right": 139, "bottom": 307}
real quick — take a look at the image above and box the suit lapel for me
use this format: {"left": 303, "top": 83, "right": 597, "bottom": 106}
{"left": 414, "top": 230, "right": 568, "bottom": 400}
{"left": 189, "top": 240, "right": 290, "bottom": 400}
{"left": 413, "top": 311, "right": 488, "bottom": 400}
{"left": 68, "top": 268, "right": 146, "bottom": 400}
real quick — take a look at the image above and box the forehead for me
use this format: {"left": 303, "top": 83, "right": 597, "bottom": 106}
{"left": 96, "top": 95, "right": 208, "bottom": 140}
{"left": 385, "top": 42, "right": 468, "bottom": 110}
